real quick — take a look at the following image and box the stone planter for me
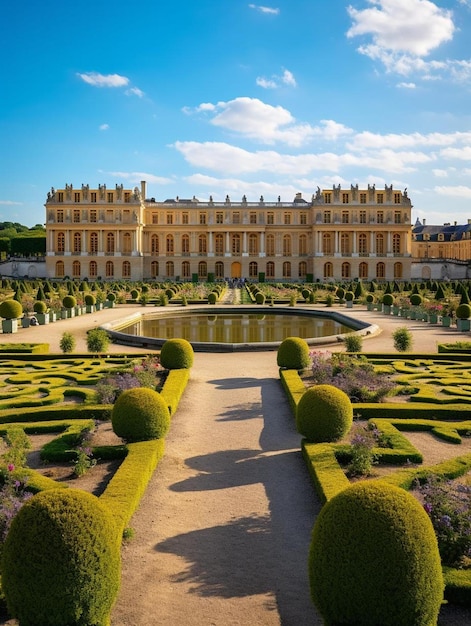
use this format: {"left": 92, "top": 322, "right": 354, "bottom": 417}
{"left": 382, "top": 305, "right": 391, "bottom": 315}
{"left": 346, "top": 300, "right": 353, "bottom": 308}
{"left": 409, "top": 310, "right": 417, "bottom": 320}
{"left": 104, "top": 300, "right": 115, "bottom": 308}
{"left": 457, "top": 318, "right": 471, "bottom": 331}
{"left": 61, "top": 309, "right": 68, "bottom": 320}
{"left": 21, "top": 317, "right": 31, "bottom": 328}
{"left": 67, "top": 308, "right": 75, "bottom": 318}
{"left": 428, "top": 314, "right": 438, "bottom": 324}
{"left": 96, "top": 302, "right": 103, "bottom": 311}
{"left": 392, "top": 306, "right": 400, "bottom": 316}
{"left": 2, "top": 319, "right": 18, "bottom": 334}
{"left": 441, "top": 316, "right": 451, "bottom": 328}
{"left": 36, "top": 313, "right": 49, "bottom": 325}
{"left": 86, "top": 305, "right": 95, "bottom": 314}
{"left": 366, "top": 302, "right": 374, "bottom": 311}
{"left": 49, "top": 312, "right": 57, "bottom": 323}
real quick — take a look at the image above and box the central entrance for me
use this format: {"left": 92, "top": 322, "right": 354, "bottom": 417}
{"left": 231, "top": 262, "right": 241, "bottom": 278}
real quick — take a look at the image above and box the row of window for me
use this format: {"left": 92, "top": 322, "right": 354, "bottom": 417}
{"left": 54, "top": 260, "right": 404, "bottom": 280}
{"left": 55, "top": 192, "right": 132, "bottom": 204}
{"left": 324, "top": 192, "right": 402, "bottom": 205}
{"left": 56, "top": 232, "right": 403, "bottom": 255}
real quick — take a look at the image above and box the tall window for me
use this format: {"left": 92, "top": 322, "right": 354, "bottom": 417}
{"left": 359, "top": 262, "right": 368, "bottom": 278}
{"left": 106, "top": 233, "right": 115, "bottom": 254}
{"left": 73, "top": 232, "right": 81, "bottom": 254}
{"left": 377, "top": 193, "right": 384, "bottom": 204}
{"left": 198, "top": 261, "right": 207, "bottom": 278}
{"left": 182, "top": 212, "right": 189, "bottom": 224}
{"left": 342, "top": 193, "right": 349, "bottom": 204}
{"left": 199, "top": 212, "right": 206, "bottom": 225}
{"left": 360, "top": 210, "right": 366, "bottom": 224}
{"left": 151, "top": 234, "right": 159, "bottom": 254}
{"left": 248, "top": 234, "right": 258, "bottom": 255}
{"left": 324, "top": 193, "right": 332, "bottom": 204}
{"left": 360, "top": 193, "right": 367, "bottom": 204}
{"left": 376, "top": 262, "right": 385, "bottom": 279}
{"left": 249, "top": 261, "right": 258, "bottom": 278}
{"left": 122, "top": 261, "right": 131, "bottom": 277}
{"left": 342, "top": 262, "right": 351, "bottom": 278}
{"left": 266, "top": 261, "right": 275, "bottom": 279}
{"left": 105, "top": 261, "right": 114, "bottom": 277}
{"left": 166, "top": 261, "right": 174, "bottom": 277}
{"left": 299, "top": 234, "right": 307, "bottom": 256}
{"left": 232, "top": 234, "right": 241, "bottom": 255}
{"left": 298, "top": 261, "right": 307, "bottom": 278}
{"left": 393, "top": 233, "right": 401, "bottom": 254}
{"left": 151, "top": 261, "right": 159, "bottom": 278}
{"left": 73, "top": 209, "right": 80, "bottom": 223}
{"left": 90, "top": 209, "right": 97, "bottom": 223}
{"left": 123, "top": 232, "right": 131, "bottom": 255}
{"left": 394, "top": 262, "right": 403, "bottom": 278}
{"left": 182, "top": 261, "right": 190, "bottom": 279}
{"left": 152, "top": 213, "right": 158, "bottom": 224}
{"left": 215, "top": 261, "right": 224, "bottom": 278}
{"left": 72, "top": 260, "right": 80, "bottom": 278}
{"left": 250, "top": 212, "right": 257, "bottom": 224}
{"left": 283, "top": 261, "right": 291, "bottom": 278}
{"left": 166, "top": 235, "right": 174, "bottom": 255}
{"left": 283, "top": 235, "right": 291, "bottom": 256}
{"left": 322, "top": 233, "right": 332, "bottom": 254}
{"left": 323, "top": 211, "right": 331, "bottom": 224}
{"left": 394, "top": 193, "right": 401, "bottom": 204}
{"left": 358, "top": 233, "right": 367, "bottom": 255}
{"left": 199, "top": 234, "right": 207, "bottom": 255}
{"left": 266, "top": 234, "right": 275, "bottom": 256}
{"left": 167, "top": 213, "right": 173, "bottom": 225}
{"left": 394, "top": 211, "right": 401, "bottom": 224}
{"left": 300, "top": 212, "right": 307, "bottom": 225}
{"left": 342, "top": 211, "right": 349, "bottom": 223}
{"left": 267, "top": 212, "right": 274, "bottom": 225}
{"left": 340, "top": 233, "right": 350, "bottom": 255}
{"left": 216, "top": 212, "right": 223, "bottom": 224}
{"left": 215, "top": 234, "right": 224, "bottom": 255}
{"left": 56, "top": 261, "right": 64, "bottom": 277}
{"left": 232, "top": 212, "right": 240, "bottom": 224}
{"left": 324, "top": 262, "right": 333, "bottom": 278}
{"left": 284, "top": 212, "right": 291, "bottom": 225}
{"left": 376, "top": 234, "right": 384, "bottom": 254}
{"left": 57, "top": 232, "right": 65, "bottom": 253}
{"left": 89, "top": 261, "right": 97, "bottom": 277}
{"left": 377, "top": 211, "right": 384, "bottom": 224}
{"left": 57, "top": 210, "right": 64, "bottom": 223}
{"left": 182, "top": 234, "right": 190, "bottom": 256}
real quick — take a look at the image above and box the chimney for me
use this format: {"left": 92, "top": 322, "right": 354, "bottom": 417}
{"left": 141, "top": 180, "right": 147, "bottom": 200}
{"left": 423, "top": 218, "right": 426, "bottom": 225}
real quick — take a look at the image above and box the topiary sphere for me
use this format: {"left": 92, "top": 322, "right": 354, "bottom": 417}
{"left": 2, "top": 489, "right": 121, "bottom": 626}
{"left": 366, "top": 293, "right": 375, "bottom": 303}
{"left": 160, "top": 338, "right": 194, "bottom": 369}
{"left": 296, "top": 384, "right": 353, "bottom": 442}
{"left": 382, "top": 293, "right": 394, "bottom": 306}
{"left": 0, "top": 300, "right": 23, "bottom": 320}
{"left": 107, "top": 292, "right": 116, "bottom": 302}
{"left": 309, "top": 481, "right": 444, "bottom": 626}
{"left": 345, "top": 290, "right": 354, "bottom": 301}
{"left": 410, "top": 293, "right": 423, "bottom": 306}
{"left": 84, "top": 293, "right": 96, "bottom": 306}
{"left": 62, "top": 295, "right": 77, "bottom": 309}
{"left": 207, "top": 291, "right": 217, "bottom": 304}
{"left": 456, "top": 303, "right": 471, "bottom": 319}
{"left": 255, "top": 292, "right": 266, "bottom": 304}
{"left": 33, "top": 300, "right": 47, "bottom": 314}
{"left": 276, "top": 337, "right": 310, "bottom": 370}
{"left": 130, "top": 288, "right": 140, "bottom": 300}
{"left": 112, "top": 387, "right": 171, "bottom": 442}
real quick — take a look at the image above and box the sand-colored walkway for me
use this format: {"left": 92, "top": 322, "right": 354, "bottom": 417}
{"left": 1, "top": 303, "right": 471, "bottom": 625}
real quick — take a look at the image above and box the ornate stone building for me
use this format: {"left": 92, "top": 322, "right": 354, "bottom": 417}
{"left": 45, "top": 181, "right": 412, "bottom": 282}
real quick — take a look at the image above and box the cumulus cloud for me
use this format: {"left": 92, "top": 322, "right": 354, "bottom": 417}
{"left": 397, "top": 82, "right": 416, "bottom": 88}
{"left": 99, "top": 124, "right": 109, "bottom": 131}
{"left": 434, "top": 185, "right": 471, "bottom": 198}
{"left": 256, "top": 68, "right": 297, "bottom": 89}
{"left": 248, "top": 4, "right": 280, "bottom": 15}
{"left": 348, "top": 130, "right": 471, "bottom": 151}
{"left": 77, "top": 72, "right": 129, "bottom": 87}
{"left": 441, "top": 146, "right": 471, "bottom": 160}
{"left": 125, "top": 87, "right": 145, "bottom": 98}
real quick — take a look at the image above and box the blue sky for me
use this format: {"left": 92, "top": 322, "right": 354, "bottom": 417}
{"left": 2, "top": 0, "right": 471, "bottom": 227}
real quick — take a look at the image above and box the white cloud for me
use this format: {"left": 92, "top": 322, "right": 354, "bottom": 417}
{"left": 434, "top": 185, "right": 471, "bottom": 198}
{"left": 107, "top": 171, "right": 174, "bottom": 185}
{"left": 432, "top": 168, "right": 448, "bottom": 177}
{"left": 256, "top": 68, "right": 297, "bottom": 89}
{"left": 248, "top": 4, "right": 280, "bottom": 15}
{"left": 348, "top": 130, "right": 471, "bottom": 151}
{"left": 192, "top": 97, "right": 351, "bottom": 146}
{"left": 281, "top": 69, "right": 297, "bottom": 86}
{"left": 125, "top": 87, "right": 145, "bottom": 98}
{"left": 441, "top": 146, "right": 471, "bottom": 160}
{"left": 77, "top": 72, "right": 129, "bottom": 87}
{"left": 397, "top": 82, "right": 416, "bottom": 88}
{"left": 347, "top": 0, "right": 455, "bottom": 56}
{"left": 256, "top": 77, "right": 278, "bottom": 89}
{"left": 0, "top": 200, "right": 22, "bottom": 206}
{"left": 99, "top": 124, "right": 109, "bottom": 131}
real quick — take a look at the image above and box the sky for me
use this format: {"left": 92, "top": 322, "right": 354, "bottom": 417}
{"left": 2, "top": 0, "right": 471, "bottom": 227}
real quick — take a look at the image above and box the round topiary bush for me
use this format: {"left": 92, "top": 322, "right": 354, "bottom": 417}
{"left": 276, "top": 337, "right": 310, "bottom": 370}
{"left": 84, "top": 293, "right": 96, "bottom": 306}
{"left": 410, "top": 293, "right": 423, "bottom": 306}
{"left": 0, "top": 300, "right": 23, "bottom": 320}
{"left": 296, "top": 384, "right": 353, "bottom": 442}
{"left": 208, "top": 291, "right": 217, "bottom": 304}
{"left": 33, "top": 300, "right": 47, "bottom": 314}
{"left": 456, "top": 303, "right": 471, "bottom": 319}
{"left": 309, "top": 481, "right": 444, "bottom": 626}
{"left": 107, "top": 292, "right": 116, "bottom": 302}
{"left": 62, "top": 295, "right": 77, "bottom": 309}
{"left": 345, "top": 290, "right": 354, "bottom": 301}
{"left": 160, "top": 338, "right": 194, "bottom": 369}
{"left": 255, "top": 292, "right": 266, "bottom": 305}
{"left": 2, "top": 489, "right": 121, "bottom": 626}
{"left": 336, "top": 287, "right": 345, "bottom": 300}
{"left": 366, "top": 293, "right": 375, "bottom": 303}
{"left": 112, "top": 387, "right": 171, "bottom": 442}
{"left": 130, "top": 288, "right": 140, "bottom": 300}
{"left": 382, "top": 293, "right": 394, "bottom": 306}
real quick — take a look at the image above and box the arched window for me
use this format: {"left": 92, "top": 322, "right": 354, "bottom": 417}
{"left": 106, "top": 233, "right": 115, "bottom": 254}
{"left": 283, "top": 261, "right": 291, "bottom": 278}
{"left": 123, "top": 232, "right": 132, "bottom": 255}
{"left": 249, "top": 261, "right": 258, "bottom": 278}
{"left": 56, "top": 261, "right": 64, "bottom": 277}
{"left": 299, "top": 235, "right": 307, "bottom": 256}
{"left": 90, "top": 232, "right": 98, "bottom": 254}
{"left": 323, "top": 233, "right": 332, "bottom": 254}
{"left": 198, "top": 261, "right": 207, "bottom": 278}
{"left": 298, "top": 261, "right": 307, "bottom": 278}
{"left": 376, "top": 234, "right": 384, "bottom": 255}
{"left": 122, "top": 261, "right": 131, "bottom": 277}
{"left": 151, "top": 261, "right": 159, "bottom": 278}
{"left": 358, "top": 233, "right": 367, "bottom": 255}
{"left": 72, "top": 260, "right": 80, "bottom": 278}
{"left": 376, "top": 262, "right": 385, "bottom": 279}
{"left": 266, "top": 261, "right": 275, "bottom": 278}
{"left": 340, "top": 233, "right": 350, "bottom": 255}
{"left": 283, "top": 235, "right": 291, "bottom": 256}
{"left": 324, "top": 262, "right": 333, "bottom": 278}
{"left": 57, "top": 232, "right": 65, "bottom": 253}
{"left": 166, "top": 235, "right": 174, "bottom": 255}
{"left": 342, "top": 262, "right": 351, "bottom": 278}
{"left": 89, "top": 261, "right": 97, "bottom": 277}
{"left": 392, "top": 233, "right": 401, "bottom": 254}
{"left": 359, "top": 262, "right": 368, "bottom": 278}
{"left": 266, "top": 234, "right": 275, "bottom": 256}
{"left": 182, "top": 261, "right": 190, "bottom": 278}
{"left": 215, "top": 234, "right": 224, "bottom": 256}
{"left": 151, "top": 234, "right": 159, "bottom": 254}
{"left": 199, "top": 234, "right": 207, "bottom": 255}
{"left": 232, "top": 234, "right": 240, "bottom": 255}
{"left": 182, "top": 234, "right": 190, "bottom": 256}
{"left": 394, "top": 262, "right": 403, "bottom": 279}
{"left": 215, "top": 261, "right": 224, "bottom": 278}
{"left": 166, "top": 261, "right": 174, "bottom": 277}
{"left": 248, "top": 234, "right": 258, "bottom": 255}
{"left": 105, "top": 260, "right": 114, "bottom": 277}
{"left": 73, "top": 232, "right": 81, "bottom": 254}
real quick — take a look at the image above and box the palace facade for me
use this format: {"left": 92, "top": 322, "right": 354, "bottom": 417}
{"left": 45, "top": 181, "right": 412, "bottom": 282}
